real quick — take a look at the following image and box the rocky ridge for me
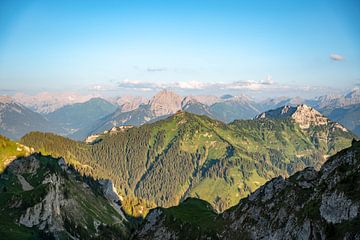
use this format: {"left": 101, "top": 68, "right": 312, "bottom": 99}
{"left": 256, "top": 104, "right": 348, "bottom": 131}
{"left": 0, "top": 153, "right": 131, "bottom": 239}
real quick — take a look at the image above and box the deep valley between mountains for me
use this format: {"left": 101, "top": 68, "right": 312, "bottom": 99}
{"left": 0, "top": 105, "right": 359, "bottom": 239}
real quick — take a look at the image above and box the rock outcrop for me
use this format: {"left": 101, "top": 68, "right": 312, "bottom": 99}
{"left": 256, "top": 104, "right": 348, "bottom": 131}
{"left": 0, "top": 153, "right": 131, "bottom": 239}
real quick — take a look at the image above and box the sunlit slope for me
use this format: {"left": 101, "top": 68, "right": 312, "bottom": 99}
{"left": 0, "top": 135, "right": 32, "bottom": 173}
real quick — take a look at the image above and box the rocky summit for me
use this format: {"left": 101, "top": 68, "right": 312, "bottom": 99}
{"left": 149, "top": 90, "right": 183, "bottom": 117}
{"left": 256, "top": 104, "right": 347, "bottom": 130}
{"left": 135, "top": 140, "right": 360, "bottom": 240}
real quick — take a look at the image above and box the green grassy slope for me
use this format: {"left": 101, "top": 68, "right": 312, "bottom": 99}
{"left": 0, "top": 135, "right": 31, "bottom": 173}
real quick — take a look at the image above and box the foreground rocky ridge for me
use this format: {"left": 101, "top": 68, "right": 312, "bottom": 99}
{"left": 0, "top": 152, "right": 131, "bottom": 239}
{"left": 135, "top": 140, "right": 360, "bottom": 239}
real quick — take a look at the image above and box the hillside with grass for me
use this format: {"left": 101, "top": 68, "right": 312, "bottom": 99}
{"left": 0, "top": 135, "right": 32, "bottom": 173}
{"left": 20, "top": 111, "right": 356, "bottom": 217}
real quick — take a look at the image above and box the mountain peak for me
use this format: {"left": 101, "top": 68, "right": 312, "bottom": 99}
{"left": 149, "top": 90, "right": 183, "bottom": 116}
{"left": 256, "top": 104, "right": 345, "bottom": 130}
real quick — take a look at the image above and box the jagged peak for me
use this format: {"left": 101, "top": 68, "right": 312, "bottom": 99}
{"left": 149, "top": 90, "right": 183, "bottom": 116}
{"left": 256, "top": 104, "right": 347, "bottom": 130}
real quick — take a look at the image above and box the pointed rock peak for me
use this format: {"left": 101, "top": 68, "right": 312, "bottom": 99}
{"left": 256, "top": 104, "right": 344, "bottom": 130}
{"left": 149, "top": 90, "right": 183, "bottom": 116}
{"left": 151, "top": 89, "right": 181, "bottom": 100}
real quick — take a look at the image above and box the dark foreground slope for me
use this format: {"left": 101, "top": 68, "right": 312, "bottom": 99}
{"left": 135, "top": 140, "right": 360, "bottom": 240}
{"left": 0, "top": 137, "right": 132, "bottom": 239}
{"left": 20, "top": 110, "right": 355, "bottom": 217}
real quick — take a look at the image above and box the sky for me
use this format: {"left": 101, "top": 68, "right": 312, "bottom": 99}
{"left": 0, "top": 0, "right": 359, "bottom": 99}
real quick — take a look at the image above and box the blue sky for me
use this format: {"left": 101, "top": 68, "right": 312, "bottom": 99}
{"left": 0, "top": 0, "right": 359, "bottom": 98}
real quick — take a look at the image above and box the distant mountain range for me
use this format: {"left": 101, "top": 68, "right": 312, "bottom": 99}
{"left": 46, "top": 98, "right": 117, "bottom": 134}
{"left": 0, "top": 96, "right": 63, "bottom": 139}
{"left": 1, "top": 88, "right": 360, "bottom": 140}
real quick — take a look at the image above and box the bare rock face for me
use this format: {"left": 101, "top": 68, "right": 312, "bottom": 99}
{"left": 99, "top": 179, "right": 128, "bottom": 221}
{"left": 320, "top": 192, "right": 359, "bottom": 224}
{"left": 9, "top": 155, "right": 40, "bottom": 174}
{"left": 291, "top": 104, "right": 328, "bottom": 129}
{"left": 149, "top": 90, "right": 183, "bottom": 117}
{"left": 19, "top": 174, "right": 66, "bottom": 232}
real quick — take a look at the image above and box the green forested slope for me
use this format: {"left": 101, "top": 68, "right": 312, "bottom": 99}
{"left": 20, "top": 111, "right": 355, "bottom": 216}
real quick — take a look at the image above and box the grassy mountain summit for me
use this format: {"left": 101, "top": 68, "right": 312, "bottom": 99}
{"left": 20, "top": 109, "right": 356, "bottom": 217}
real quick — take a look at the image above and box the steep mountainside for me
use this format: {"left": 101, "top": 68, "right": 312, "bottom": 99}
{"left": 0, "top": 148, "right": 131, "bottom": 239}
{"left": 135, "top": 140, "right": 360, "bottom": 240}
{"left": 0, "top": 96, "right": 64, "bottom": 139}
{"left": 20, "top": 110, "right": 355, "bottom": 217}
{"left": 46, "top": 98, "right": 117, "bottom": 135}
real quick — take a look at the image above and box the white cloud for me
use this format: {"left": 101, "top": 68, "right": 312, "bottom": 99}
{"left": 330, "top": 53, "right": 344, "bottom": 61}
{"left": 115, "top": 77, "right": 278, "bottom": 92}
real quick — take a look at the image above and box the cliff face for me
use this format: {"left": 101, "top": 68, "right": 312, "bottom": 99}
{"left": 0, "top": 153, "right": 131, "bottom": 239}
{"left": 135, "top": 140, "right": 360, "bottom": 240}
